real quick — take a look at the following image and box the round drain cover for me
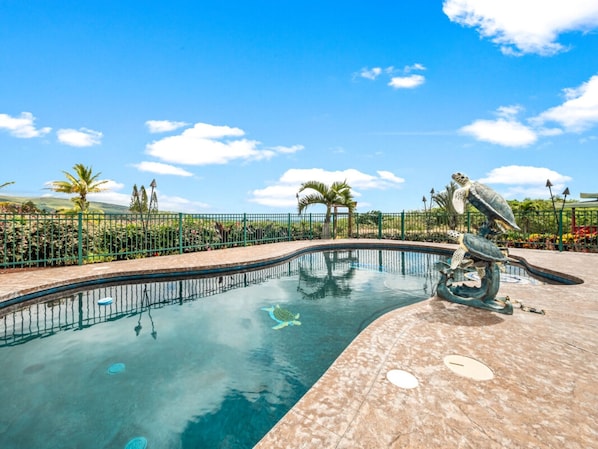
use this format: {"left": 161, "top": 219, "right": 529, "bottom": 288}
{"left": 108, "top": 362, "right": 126, "bottom": 375}
{"left": 386, "top": 369, "right": 419, "bottom": 389}
{"left": 443, "top": 355, "right": 494, "bottom": 381}
{"left": 125, "top": 437, "right": 147, "bottom": 449}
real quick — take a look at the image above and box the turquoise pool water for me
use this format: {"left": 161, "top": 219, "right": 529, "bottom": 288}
{"left": 0, "top": 249, "right": 541, "bottom": 448}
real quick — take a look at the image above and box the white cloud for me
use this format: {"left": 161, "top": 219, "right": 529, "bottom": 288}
{"left": 478, "top": 165, "right": 572, "bottom": 200}
{"left": 0, "top": 112, "right": 51, "bottom": 138}
{"left": 154, "top": 194, "right": 209, "bottom": 213}
{"left": 496, "top": 105, "right": 523, "bottom": 118}
{"left": 443, "top": 0, "right": 598, "bottom": 56}
{"left": 479, "top": 165, "right": 572, "bottom": 185}
{"left": 403, "top": 63, "right": 426, "bottom": 72}
{"left": 88, "top": 190, "right": 131, "bottom": 206}
{"left": 133, "top": 161, "right": 193, "bottom": 177}
{"left": 460, "top": 117, "right": 537, "bottom": 146}
{"left": 377, "top": 170, "right": 405, "bottom": 184}
{"left": 57, "top": 128, "right": 103, "bottom": 147}
{"left": 536, "top": 127, "right": 563, "bottom": 137}
{"left": 83, "top": 180, "right": 127, "bottom": 205}
{"left": 580, "top": 135, "right": 597, "bottom": 144}
{"left": 460, "top": 75, "right": 598, "bottom": 147}
{"left": 359, "top": 67, "right": 383, "bottom": 80}
{"left": 101, "top": 179, "right": 125, "bottom": 191}
{"left": 532, "top": 75, "right": 598, "bottom": 132}
{"left": 146, "top": 122, "right": 300, "bottom": 166}
{"left": 249, "top": 168, "right": 405, "bottom": 208}
{"left": 87, "top": 181, "right": 207, "bottom": 212}
{"left": 356, "top": 64, "right": 424, "bottom": 88}
{"left": 270, "top": 144, "right": 304, "bottom": 154}
{"left": 388, "top": 74, "right": 425, "bottom": 89}
{"left": 145, "top": 120, "right": 189, "bottom": 133}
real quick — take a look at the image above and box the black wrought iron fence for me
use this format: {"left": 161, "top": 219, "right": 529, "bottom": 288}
{"left": 1, "top": 209, "right": 596, "bottom": 268}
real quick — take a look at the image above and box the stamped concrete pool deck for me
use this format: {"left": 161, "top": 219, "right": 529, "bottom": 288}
{"left": 1, "top": 240, "right": 596, "bottom": 448}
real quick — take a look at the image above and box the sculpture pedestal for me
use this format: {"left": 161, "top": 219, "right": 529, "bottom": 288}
{"left": 436, "top": 262, "right": 513, "bottom": 315}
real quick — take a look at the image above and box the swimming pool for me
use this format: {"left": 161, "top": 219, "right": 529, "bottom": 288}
{"left": 0, "top": 248, "right": 545, "bottom": 448}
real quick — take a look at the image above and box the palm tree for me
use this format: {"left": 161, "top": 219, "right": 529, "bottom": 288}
{"left": 433, "top": 181, "right": 460, "bottom": 229}
{"left": 0, "top": 181, "right": 14, "bottom": 190}
{"left": 297, "top": 180, "right": 355, "bottom": 238}
{"left": 49, "top": 163, "right": 108, "bottom": 212}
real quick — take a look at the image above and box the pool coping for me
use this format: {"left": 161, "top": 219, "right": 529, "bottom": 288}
{"left": 1, "top": 240, "right": 596, "bottom": 448}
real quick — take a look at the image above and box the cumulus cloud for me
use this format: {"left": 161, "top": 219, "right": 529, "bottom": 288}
{"left": 478, "top": 165, "right": 572, "bottom": 199}
{"left": 145, "top": 122, "right": 300, "bottom": 166}
{"left": 249, "top": 168, "right": 405, "bottom": 208}
{"left": 443, "top": 0, "right": 598, "bottom": 55}
{"left": 133, "top": 161, "right": 193, "bottom": 176}
{"left": 479, "top": 165, "right": 572, "bottom": 185}
{"left": 0, "top": 112, "right": 51, "bottom": 138}
{"left": 79, "top": 180, "right": 126, "bottom": 205}
{"left": 145, "top": 120, "right": 189, "bottom": 133}
{"left": 57, "top": 128, "right": 103, "bottom": 147}
{"left": 461, "top": 75, "right": 598, "bottom": 147}
{"left": 460, "top": 117, "right": 537, "bottom": 147}
{"left": 531, "top": 75, "right": 598, "bottom": 132}
{"left": 388, "top": 74, "right": 425, "bottom": 89}
{"left": 87, "top": 191, "right": 131, "bottom": 206}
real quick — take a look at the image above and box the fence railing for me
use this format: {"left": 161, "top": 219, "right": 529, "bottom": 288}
{"left": 1, "top": 209, "right": 597, "bottom": 268}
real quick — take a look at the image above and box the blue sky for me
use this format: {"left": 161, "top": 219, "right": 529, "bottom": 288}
{"left": 1, "top": 1, "right": 598, "bottom": 213}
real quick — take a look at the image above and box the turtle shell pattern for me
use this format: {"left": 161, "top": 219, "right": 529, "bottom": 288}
{"left": 468, "top": 182, "right": 520, "bottom": 231}
{"left": 462, "top": 233, "right": 507, "bottom": 263}
{"left": 273, "top": 306, "right": 299, "bottom": 322}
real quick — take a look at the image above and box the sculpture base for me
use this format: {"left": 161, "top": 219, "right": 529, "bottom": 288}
{"left": 436, "top": 283, "right": 513, "bottom": 314}
{"left": 436, "top": 264, "right": 513, "bottom": 315}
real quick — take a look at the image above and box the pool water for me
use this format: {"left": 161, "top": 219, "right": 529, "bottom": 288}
{"left": 0, "top": 249, "right": 540, "bottom": 448}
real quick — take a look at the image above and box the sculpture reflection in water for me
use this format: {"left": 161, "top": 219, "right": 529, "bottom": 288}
{"left": 436, "top": 172, "right": 521, "bottom": 315}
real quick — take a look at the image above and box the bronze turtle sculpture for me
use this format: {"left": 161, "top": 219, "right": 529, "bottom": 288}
{"left": 447, "top": 230, "right": 507, "bottom": 270}
{"left": 452, "top": 172, "right": 520, "bottom": 233}
{"left": 439, "top": 230, "right": 513, "bottom": 314}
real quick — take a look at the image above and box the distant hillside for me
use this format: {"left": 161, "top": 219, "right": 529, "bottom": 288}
{"left": 0, "top": 195, "right": 131, "bottom": 214}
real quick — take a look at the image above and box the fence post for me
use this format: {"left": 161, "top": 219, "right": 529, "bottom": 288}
{"left": 243, "top": 213, "right": 247, "bottom": 246}
{"left": 309, "top": 214, "right": 312, "bottom": 239}
{"left": 378, "top": 212, "right": 382, "bottom": 239}
{"left": 287, "top": 214, "right": 291, "bottom": 241}
{"left": 77, "top": 212, "right": 83, "bottom": 265}
{"left": 179, "top": 213, "right": 183, "bottom": 254}
{"left": 558, "top": 209, "right": 563, "bottom": 252}
{"left": 401, "top": 211, "right": 405, "bottom": 240}
{"left": 466, "top": 211, "right": 471, "bottom": 233}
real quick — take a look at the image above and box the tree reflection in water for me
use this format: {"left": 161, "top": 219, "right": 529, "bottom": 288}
{"left": 297, "top": 250, "right": 359, "bottom": 300}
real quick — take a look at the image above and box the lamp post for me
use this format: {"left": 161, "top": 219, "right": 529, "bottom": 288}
{"left": 546, "top": 179, "right": 570, "bottom": 237}
{"left": 560, "top": 187, "right": 570, "bottom": 214}
{"left": 423, "top": 194, "right": 432, "bottom": 232}
{"left": 559, "top": 187, "right": 570, "bottom": 236}
{"left": 546, "top": 179, "right": 558, "bottom": 231}
{"left": 148, "top": 179, "right": 158, "bottom": 213}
